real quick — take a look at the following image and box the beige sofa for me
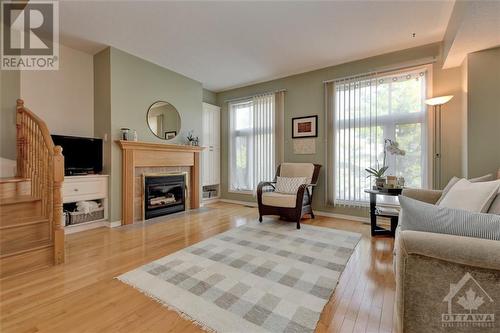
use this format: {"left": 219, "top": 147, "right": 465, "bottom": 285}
{"left": 395, "top": 188, "right": 500, "bottom": 333}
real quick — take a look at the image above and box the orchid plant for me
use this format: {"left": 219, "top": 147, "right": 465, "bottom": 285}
{"left": 365, "top": 165, "right": 389, "bottom": 179}
{"left": 365, "top": 139, "right": 406, "bottom": 179}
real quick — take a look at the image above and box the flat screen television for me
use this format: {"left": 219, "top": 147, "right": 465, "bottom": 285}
{"left": 51, "top": 135, "right": 103, "bottom": 176}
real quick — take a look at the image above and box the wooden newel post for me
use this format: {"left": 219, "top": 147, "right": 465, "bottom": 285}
{"left": 53, "top": 145, "right": 65, "bottom": 264}
{"left": 16, "top": 99, "right": 25, "bottom": 178}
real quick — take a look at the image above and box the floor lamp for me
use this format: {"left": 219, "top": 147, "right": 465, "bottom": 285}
{"left": 425, "top": 95, "right": 453, "bottom": 189}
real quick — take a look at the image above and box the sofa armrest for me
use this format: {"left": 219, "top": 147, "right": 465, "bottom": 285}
{"left": 398, "top": 230, "right": 500, "bottom": 270}
{"left": 401, "top": 188, "right": 442, "bottom": 204}
{"left": 395, "top": 230, "right": 500, "bottom": 332}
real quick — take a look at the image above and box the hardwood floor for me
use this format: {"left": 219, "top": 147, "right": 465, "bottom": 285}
{"left": 0, "top": 202, "right": 395, "bottom": 333}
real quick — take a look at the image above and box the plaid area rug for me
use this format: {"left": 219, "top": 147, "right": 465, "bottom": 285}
{"left": 117, "top": 221, "right": 361, "bottom": 333}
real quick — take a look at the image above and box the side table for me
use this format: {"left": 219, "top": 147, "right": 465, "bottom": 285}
{"left": 364, "top": 188, "right": 402, "bottom": 237}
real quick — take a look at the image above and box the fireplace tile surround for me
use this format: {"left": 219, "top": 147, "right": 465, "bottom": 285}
{"left": 134, "top": 167, "right": 190, "bottom": 221}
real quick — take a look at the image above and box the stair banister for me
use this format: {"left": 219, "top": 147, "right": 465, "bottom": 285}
{"left": 15, "top": 99, "right": 65, "bottom": 264}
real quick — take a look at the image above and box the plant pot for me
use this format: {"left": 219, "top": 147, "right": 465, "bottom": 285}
{"left": 375, "top": 177, "right": 386, "bottom": 189}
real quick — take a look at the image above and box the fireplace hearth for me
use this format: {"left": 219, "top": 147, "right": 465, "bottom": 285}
{"left": 144, "top": 174, "right": 186, "bottom": 220}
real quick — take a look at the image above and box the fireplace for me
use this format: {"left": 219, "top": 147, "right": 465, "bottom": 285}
{"left": 144, "top": 174, "right": 186, "bottom": 220}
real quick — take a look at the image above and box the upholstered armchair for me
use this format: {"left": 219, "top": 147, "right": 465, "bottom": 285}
{"left": 257, "top": 163, "right": 321, "bottom": 229}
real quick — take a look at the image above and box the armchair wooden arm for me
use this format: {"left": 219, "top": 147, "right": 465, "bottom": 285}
{"left": 257, "top": 181, "right": 276, "bottom": 194}
{"left": 257, "top": 181, "right": 276, "bottom": 208}
{"left": 295, "top": 183, "right": 316, "bottom": 208}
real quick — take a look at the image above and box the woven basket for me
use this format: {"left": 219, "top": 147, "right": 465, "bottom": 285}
{"left": 69, "top": 207, "right": 105, "bottom": 225}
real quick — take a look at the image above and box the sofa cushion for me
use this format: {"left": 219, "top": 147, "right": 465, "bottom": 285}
{"left": 488, "top": 192, "right": 500, "bottom": 215}
{"left": 436, "top": 173, "right": 494, "bottom": 205}
{"left": 470, "top": 173, "right": 496, "bottom": 182}
{"left": 275, "top": 176, "right": 307, "bottom": 194}
{"left": 261, "top": 192, "right": 296, "bottom": 208}
{"left": 399, "top": 196, "right": 500, "bottom": 241}
{"left": 490, "top": 169, "right": 500, "bottom": 214}
{"left": 401, "top": 188, "right": 442, "bottom": 204}
{"left": 438, "top": 178, "right": 500, "bottom": 212}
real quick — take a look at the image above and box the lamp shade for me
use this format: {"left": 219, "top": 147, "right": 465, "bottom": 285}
{"left": 425, "top": 95, "right": 453, "bottom": 106}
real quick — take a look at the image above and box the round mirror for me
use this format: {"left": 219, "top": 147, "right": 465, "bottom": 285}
{"left": 146, "top": 101, "right": 181, "bottom": 140}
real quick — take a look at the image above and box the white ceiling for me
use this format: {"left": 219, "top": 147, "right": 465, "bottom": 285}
{"left": 443, "top": 1, "right": 500, "bottom": 68}
{"left": 57, "top": 1, "right": 455, "bottom": 92}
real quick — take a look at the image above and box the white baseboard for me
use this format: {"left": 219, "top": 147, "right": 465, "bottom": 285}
{"left": 218, "top": 199, "right": 368, "bottom": 223}
{"left": 313, "top": 210, "right": 369, "bottom": 224}
{"left": 201, "top": 198, "right": 220, "bottom": 206}
{"left": 64, "top": 220, "right": 122, "bottom": 234}
{"left": 219, "top": 199, "right": 258, "bottom": 207}
{"left": 64, "top": 220, "right": 107, "bottom": 234}
{"left": 107, "top": 220, "right": 122, "bottom": 228}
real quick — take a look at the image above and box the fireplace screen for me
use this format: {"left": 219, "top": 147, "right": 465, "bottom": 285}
{"left": 144, "top": 174, "right": 186, "bottom": 220}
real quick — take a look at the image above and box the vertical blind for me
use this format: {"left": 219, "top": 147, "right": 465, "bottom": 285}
{"left": 229, "top": 93, "right": 276, "bottom": 192}
{"left": 326, "top": 68, "right": 428, "bottom": 206}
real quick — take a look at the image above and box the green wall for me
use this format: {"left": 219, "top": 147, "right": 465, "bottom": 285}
{"left": 93, "top": 48, "right": 111, "bottom": 176}
{"left": 0, "top": 69, "right": 20, "bottom": 160}
{"left": 94, "top": 47, "right": 204, "bottom": 222}
{"left": 203, "top": 89, "right": 217, "bottom": 105}
{"left": 467, "top": 46, "right": 500, "bottom": 178}
{"left": 0, "top": 18, "right": 19, "bottom": 160}
{"left": 216, "top": 42, "right": 466, "bottom": 216}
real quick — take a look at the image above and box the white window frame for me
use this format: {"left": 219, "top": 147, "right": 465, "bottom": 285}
{"left": 327, "top": 64, "right": 433, "bottom": 206}
{"left": 228, "top": 95, "right": 276, "bottom": 194}
{"left": 228, "top": 99, "right": 254, "bottom": 194}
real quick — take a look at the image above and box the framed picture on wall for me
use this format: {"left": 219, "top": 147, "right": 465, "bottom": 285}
{"left": 164, "top": 131, "right": 177, "bottom": 140}
{"left": 292, "top": 115, "right": 318, "bottom": 138}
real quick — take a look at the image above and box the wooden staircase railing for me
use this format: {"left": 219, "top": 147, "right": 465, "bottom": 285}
{"left": 16, "top": 99, "right": 65, "bottom": 264}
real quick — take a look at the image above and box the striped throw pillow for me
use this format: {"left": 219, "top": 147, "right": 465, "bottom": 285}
{"left": 399, "top": 196, "right": 500, "bottom": 241}
{"left": 275, "top": 177, "right": 307, "bottom": 194}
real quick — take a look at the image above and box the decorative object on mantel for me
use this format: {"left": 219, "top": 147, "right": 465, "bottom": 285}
{"left": 293, "top": 138, "right": 316, "bottom": 154}
{"left": 186, "top": 131, "right": 199, "bottom": 146}
{"left": 292, "top": 115, "right": 318, "bottom": 138}
{"left": 120, "top": 128, "right": 130, "bottom": 140}
{"left": 164, "top": 131, "right": 176, "bottom": 140}
{"left": 120, "top": 128, "right": 138, "bottom": 141}
{"left": 365, "top": 138, "right": 406, "bottom": 190}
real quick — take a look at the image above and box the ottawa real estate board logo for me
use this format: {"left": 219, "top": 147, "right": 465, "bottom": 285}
{"left": 1, "top": 1, "right": 59, "bottom": 70}
{"left": 442, "top": 272, "right": 495, "bottom": 329}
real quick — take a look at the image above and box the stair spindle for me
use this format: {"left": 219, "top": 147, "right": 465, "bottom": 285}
{"left": 14, "top": 99, "right": 65, "bottom": 265}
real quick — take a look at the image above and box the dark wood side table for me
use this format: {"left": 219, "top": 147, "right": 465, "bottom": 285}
{"left": 364, "top": 189, "right": 402, "bottom": 237}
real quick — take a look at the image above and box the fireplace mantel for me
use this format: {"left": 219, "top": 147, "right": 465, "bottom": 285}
{"left": 117, "top": 140, "right": 205, "bottom": 153}
{"left": 116, "top": 140, "right": 205, "bottom": 225}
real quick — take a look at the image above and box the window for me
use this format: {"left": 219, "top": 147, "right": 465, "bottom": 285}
{"left": 327, "top": 68, "right": 429, "bottom": 206}
{"left": 229, "top": 93, "right": 275, "bottom": 192}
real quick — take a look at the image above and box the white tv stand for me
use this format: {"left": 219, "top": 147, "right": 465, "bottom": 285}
{"left": 62, "top": 174, "right": 109, "bottom": 234}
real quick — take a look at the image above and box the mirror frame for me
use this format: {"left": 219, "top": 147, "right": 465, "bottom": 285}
{"left": 146, "top": 100, "right": 181, "bottom": 140}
